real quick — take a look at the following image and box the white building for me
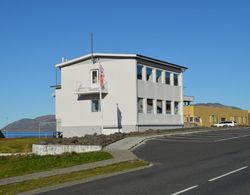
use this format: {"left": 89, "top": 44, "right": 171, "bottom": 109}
{"left": 54, "top": 53, "right": 188, "bottom": 137}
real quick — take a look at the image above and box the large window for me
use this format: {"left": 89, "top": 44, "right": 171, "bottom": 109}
{"left": 157, "top": 100, "right": 162, "bottom": 114}
{"left": 137, "top": 98, "right": 143, "bottom": 113}
{"left": 91, "top": 100, "right": 100, "bottom": 112}
{"left": 166, "top": 101, "right": 171, "bottom": 114}
{"left": 91, "top": 70, "right": 99, "bottom": 85}
{"left": 156, "top": 70, "right": 162, "bottom": 83}
{"left": 174, "top": 74, "right": 179, "bottom": 86}
{"left": 137, "top": 65, "right": 143, "bottom": 80}
{"left": 147, "top": 99, "right": 154, "bottom": 114}
{"left": 146, "top": 67, "right": 153, "bottom": 82}
{"left": 165, "top": 72, "right": 171, "bottom": 85}
{"left": 174, "top": 101, "right": 179, "bottom": 114}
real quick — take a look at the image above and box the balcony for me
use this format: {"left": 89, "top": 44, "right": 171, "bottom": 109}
{"left": 184, "top": 95, "right": 195, "bottom": 105}
{"left": 75, "top": 82, "right": 108, "bottom": 95}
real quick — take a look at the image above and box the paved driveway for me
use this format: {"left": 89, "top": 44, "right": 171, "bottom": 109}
{"left": 154, "top": 128, "right": 250, "bottom": 143}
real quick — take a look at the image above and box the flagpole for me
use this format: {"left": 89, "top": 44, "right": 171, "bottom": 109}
{"left": 98, "top": 59, "right": 104, "bottom": 134}
{"left": 99, "top": 81, "right": 104, "bottom": 134}
{"left": 90, "top": 33, "right": 104, "bottom": 134}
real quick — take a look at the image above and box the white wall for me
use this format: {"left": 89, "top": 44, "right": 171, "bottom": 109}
{"left": 99, "top": 58, "right": 137, "bottom": 129}
{"left": 137, "top": 80, "right": 182, "bottom": 101}
{"left": 57, "top": 58, "right": 137, "bottom": 135}
{"left": 60, "top": 60, "right": 100, "bottom": 127}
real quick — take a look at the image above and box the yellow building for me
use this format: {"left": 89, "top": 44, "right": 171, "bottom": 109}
{"left": 184, "top": 105, "right": 249, "bottom": 127}
{"left": 248, "top": 111, "right": 250, "bottom": 126}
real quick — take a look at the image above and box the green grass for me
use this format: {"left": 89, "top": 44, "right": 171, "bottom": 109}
{"left": 0, "top": 160, "right": 148, "bottom": 195}
{"left": 0, "top": 151, "right": 112, "bottom": 179}
{"left": 0, "top": 138, "right": 49, "bottom": 153}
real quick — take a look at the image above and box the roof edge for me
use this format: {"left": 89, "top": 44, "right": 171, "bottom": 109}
{"left": 136, "top": 54, "right": 188, "bottom": 70}
{"left": 55, "top": 53, "right": 188, "bottom": 70}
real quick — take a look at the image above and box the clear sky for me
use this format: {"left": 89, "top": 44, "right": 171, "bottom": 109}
{"left": 0, "top": 0, "right": 249, "bottom": 128}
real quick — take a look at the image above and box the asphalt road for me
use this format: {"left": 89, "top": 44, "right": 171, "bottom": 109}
{"left": 40, "top": 128, "right": 250, "bottom": 195}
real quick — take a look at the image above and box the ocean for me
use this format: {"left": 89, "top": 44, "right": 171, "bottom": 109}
{"left": 1, "top": 130, "right": 56, "bottom": 138}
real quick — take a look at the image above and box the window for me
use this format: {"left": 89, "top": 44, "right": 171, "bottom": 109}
{"left": 195, "top": 117, "right": 201, "bottom": 123}
{"left": 146, "top": 67, "right": 153, "bottom": 82}
{"left": 157, "top": 100, "right": 162, "bottom": 114}
{"left": 137, "top": 98, "right": 143, "bottom": 113}
{"left": 221, "top": 118, "right": 226, "bottom": 122}
{"left": 166, "top": 101, "right": 171, "bottom": 114}
{"left": 91, "top": 70, "right": 99, "bottom": 84}
{"left": 91, "top": 100, "right": 100, "bottom": 112}
{"left": 165, "top": 72, "right": 171, "bottom": 85}
{"left": 174, "top": 101, "right": 179, "bottom": 114}
{"left": 137, "top": 65, "right": 143, "bottom": 80}
{"left": 156, "top": 70, "right": 162, "bottom": 83}
{"left": 147, "top": 99, "right": 154, "bottom": 114}
{"left": 174, "top": 74, "right": 179, "bottom": 86}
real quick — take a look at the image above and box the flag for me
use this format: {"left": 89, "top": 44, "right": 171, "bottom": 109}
{"left": 99, "top": 63, "right": 105, "bottom": 90}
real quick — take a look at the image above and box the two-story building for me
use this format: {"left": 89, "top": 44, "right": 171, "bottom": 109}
{"left": 54, "top": 53, "right": 188, "bottom": 137}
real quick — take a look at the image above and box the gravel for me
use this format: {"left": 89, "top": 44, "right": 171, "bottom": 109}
{"left": 38, "top": 127, "right": 210, "bottom": 147}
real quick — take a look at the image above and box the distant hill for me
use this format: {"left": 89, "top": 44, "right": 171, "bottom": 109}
{"left": 1, "top": 115, "right": 56, "bottom": 132}
{"left": 193, "top": 103, "right": 242, "bottom": 110}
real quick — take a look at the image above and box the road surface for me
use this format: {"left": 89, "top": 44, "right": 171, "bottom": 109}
{"left": 40, "top": 128, "right": 250, "bottom": 195}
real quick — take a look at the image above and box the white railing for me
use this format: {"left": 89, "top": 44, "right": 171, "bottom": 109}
{"left": 75, "top": 82, "right": 108, "bottom": 95}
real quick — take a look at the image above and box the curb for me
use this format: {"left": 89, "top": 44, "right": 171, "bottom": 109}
{"left": 0, "top": 152, "right": 32, "bottom": 156}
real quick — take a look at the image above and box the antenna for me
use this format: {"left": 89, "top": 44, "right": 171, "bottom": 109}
{"left": 91, "top": 32, "right": 95, "bottom": 64}
{"left": 55, "top": 68, "right": 58, "bottom": 86}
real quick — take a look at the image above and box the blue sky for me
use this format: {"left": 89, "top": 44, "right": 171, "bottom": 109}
{"left": 0, "top": 0, "right": 249, "bottom": 128}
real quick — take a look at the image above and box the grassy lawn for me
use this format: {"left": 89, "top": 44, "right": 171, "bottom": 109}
{"left": 0, "top": 138, "right": 49, "bottom": 153}
{"left": 0, "top": 151, "right": 112, "bottom": 179}
{"left": 0, "top": 160, "right": 148, "bottom": 195}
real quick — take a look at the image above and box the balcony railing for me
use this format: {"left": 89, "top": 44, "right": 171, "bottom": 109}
{"left": 184, "top": 95, "right": 195, "bottom": 102}
{"left": 75, "top": 82, "right": 108, "bottom": 95}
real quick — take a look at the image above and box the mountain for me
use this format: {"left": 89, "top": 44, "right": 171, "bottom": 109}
{"left": 193, "top": 103, "right": 242, "bottom": 110}
{"left": 1, "top": 115, "right": 56, "bottom": 132}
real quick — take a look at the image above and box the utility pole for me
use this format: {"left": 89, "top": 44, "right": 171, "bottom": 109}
{"left": 5, "top": 117, "right": 8, "bottom": 138}
{"left": 38, "top": 122, "right": 41, "bottom": 139}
